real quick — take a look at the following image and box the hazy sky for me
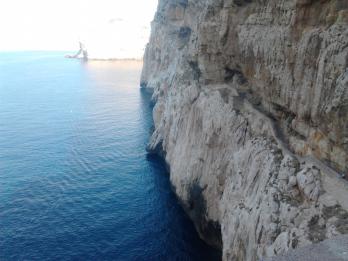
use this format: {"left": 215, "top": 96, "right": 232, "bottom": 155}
{"left": 0, "top": 0, "right": 158, "bottom": 52}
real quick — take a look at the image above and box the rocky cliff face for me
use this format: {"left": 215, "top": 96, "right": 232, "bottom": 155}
{"left": 141, "top": 0, "right": 348, "bottom": 260}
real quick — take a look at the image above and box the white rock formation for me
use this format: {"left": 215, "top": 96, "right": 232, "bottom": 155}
{"left": 141, "top": 0, "right": 348, "bottom": 260}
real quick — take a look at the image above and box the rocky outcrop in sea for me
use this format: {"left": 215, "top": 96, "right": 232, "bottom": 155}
{"left": 141, "top": 0, "right": 348, "bottom": 260}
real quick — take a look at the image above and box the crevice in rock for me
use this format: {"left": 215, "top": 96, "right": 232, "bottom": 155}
{"left": 185, "top": 181, "right": 223, "bottom": 250}
{"left": 189, "top": 61, "right": 202, "bottom": 81}
{"left": 224, "top": 66, "right": 247, "bottom": 85}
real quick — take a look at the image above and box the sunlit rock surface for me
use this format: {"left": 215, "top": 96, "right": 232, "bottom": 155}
{"left": 263, "top": 234, "right": 348, "bottom": 261}
{"left": 141, "top": 0, "right": 348, "bottom": 260}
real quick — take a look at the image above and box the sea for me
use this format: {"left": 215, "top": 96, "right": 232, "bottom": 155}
{"left": 0, "top": 52, "right": 219, "bottom": 260}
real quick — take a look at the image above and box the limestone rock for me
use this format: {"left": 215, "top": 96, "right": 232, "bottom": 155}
{"left": 141, "top": 0, "right": 348, "bottom": 260}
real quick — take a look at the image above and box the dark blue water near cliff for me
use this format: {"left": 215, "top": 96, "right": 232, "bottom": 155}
{"left": 0, "top": 52, "right": 219, "bottom": 260}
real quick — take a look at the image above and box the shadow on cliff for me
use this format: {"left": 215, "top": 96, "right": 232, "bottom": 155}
{"left": 140, "top": 87, "right": 222, "bottom": 260}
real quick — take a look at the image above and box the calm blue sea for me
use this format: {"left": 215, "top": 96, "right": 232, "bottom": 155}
{"left": 0, "top": 52, "right": 219, "bottom": 260}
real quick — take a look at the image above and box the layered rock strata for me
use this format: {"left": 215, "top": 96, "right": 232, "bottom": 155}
{"left": 141, "top": 0, "right": 348, "bottom": 260}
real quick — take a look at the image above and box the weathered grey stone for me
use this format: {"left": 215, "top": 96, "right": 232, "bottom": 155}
{"left": 262, "top": 235, "right": 348, "bottom": 261}
{"left": 141, "top": 0, "right": 348, "bottom": 260}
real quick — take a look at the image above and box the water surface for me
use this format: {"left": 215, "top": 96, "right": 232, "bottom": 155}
{"left": 0, "top": 52, "right": 219, "bottom": 260}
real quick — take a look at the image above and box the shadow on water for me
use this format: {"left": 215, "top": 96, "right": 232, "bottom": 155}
{"left": 140, "top": 88, "right": 222, "bottom": 261}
